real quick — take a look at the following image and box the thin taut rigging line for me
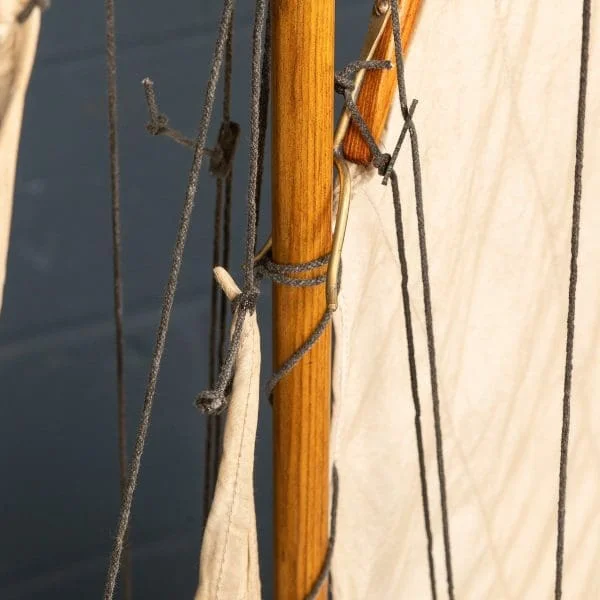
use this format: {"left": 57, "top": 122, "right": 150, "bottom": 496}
{"left": 389, "top": 1, "right": 455, "bottom": 596}
{"left": 104, "top": 0, "right": 131, "bottom": 598}
{"left": 554, "top": 0, "right": 592, "bottom": 598}
{"left": 203, "top": 11, "right": 235, "bottom": 529}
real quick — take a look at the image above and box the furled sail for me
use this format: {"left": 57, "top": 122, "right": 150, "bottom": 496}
{"left": 195, "top": 268, "right": 262, "bottom": 600}
{"left": 0, "top": 0, "right": 41, "bottom": 312}
{"left": 331, "top": 1, "right": 599, "bottom": 598}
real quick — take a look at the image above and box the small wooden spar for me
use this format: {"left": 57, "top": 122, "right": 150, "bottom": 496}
{"left": 341, "top": 0, "right": 423, "bottom": 165}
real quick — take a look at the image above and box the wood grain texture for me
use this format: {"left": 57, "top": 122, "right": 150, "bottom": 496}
{"left": 271, "top": 1, "right": 334, "bottom": 598}
{"left": 342, "top": 0, "right": 423, "bottom": 165}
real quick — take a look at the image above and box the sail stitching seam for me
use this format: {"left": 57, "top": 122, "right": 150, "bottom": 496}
{"left": 215, "top": 317, "right": 257, "bottom": 599}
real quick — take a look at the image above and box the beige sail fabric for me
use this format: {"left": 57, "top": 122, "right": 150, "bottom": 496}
{"left": 331, "top": 2, "right": 599, "bottom": 599}
{"left": 0, "top": 1, "right": 41, "bottom": 312}
{"left": 195, "top": 267, "right": 261, "bottom": 600}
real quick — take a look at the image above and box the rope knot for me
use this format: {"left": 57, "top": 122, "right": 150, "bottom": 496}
{"left": 334, "top": 60, "right": 392, "bottom": 96}
{"left": 195, "top": 388, "right": 228, "bottom": 415}
{"left": 233, "top": 285, "right": 260, "bottom": 314}
{"left": 334, "top": 71, "right": 355, "bottom": 95}
{"left": 209, "top": 121, "right": 241, "bottom": 177}
{"left": 374, "top": 152, "right": 392, "bottom": 176}
{"left": 145, "top": 113, "right": 169, "bottom": 136}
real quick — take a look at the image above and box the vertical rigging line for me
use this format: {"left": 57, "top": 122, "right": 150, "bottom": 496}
{"left": 242, "top": 0, "right": 268, "bottom": 289}
{"left": 389, "top": 3, "right": 455, "bottom": 597}
{"left": 215, "top": 16, "right": 235, "bottom": 487}
{"left": 391, "top": 170, "right": 438, "bottom": 600}
{"left": 253, "top": 4, "right": 271, "bottom": 239}
{"left": 104, "top": 0, "right": 132, "bottom": 598}
{"left": 554, "top": 0, "right": 592, "bottom": 598}
{"left": 203, "top": 16, "right": 234, "bottom": 527}
{"left": 203, "top": 176, "right": 225, "bottom": 527}
{"left": 102, "top": 0, "right": 236, "bottom": 596}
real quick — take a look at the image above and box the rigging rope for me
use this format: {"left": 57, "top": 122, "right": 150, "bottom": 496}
{"left": 389, "top": 2, "right": 455, "bottom": 595}
{"left": 204, "top": 12, "right": 236, "bottom": 530}
{"left": 334, "top": 60, "right": 439, "bottom": 600}
{"left": 196, "top": 0, "right": 268, "bottom": 415}
{"left": 104, "top": 0, "right": 131, "bottom": 597}
{"left": 390, "top": 169, "right": 438, "bottom": 600}
{"left": 554, "top": 0, "right": 592, "bottom": 597}
{"left": 333, "top": 4, "right": 457, "bottom": 595}
{"left": 102, "top": 0, "right": 236, "bottom": 595}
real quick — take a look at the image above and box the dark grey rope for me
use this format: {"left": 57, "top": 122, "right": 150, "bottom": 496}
{"left": 554, "top": 0, "right": 591, "bottom": 598}
{"left": 242, "top": 0, "right": 268, "bottom": 290}
{"left": 305, "top": 465, "right": 340, "bottom": 600}
{"left": 262, "top": 252, "right": 337, "bottom": 399}
{"left": 142, "top": 78, "right": 199, "bottom": 150}
{"left": 267, "top": 310, "right": 332, "bottom": 395}
{"left": 203, "top": 12, "right": 236, "bottom": 530}
{"left": 333, "top": 14, "right": 446, "bottom": 600}
{"left": 195, "top": 0, "right": 268, "bottom": 414}
{"left": 256, "top": 254, "right": 329, "bottom": 287}
{"left": 203, "top": 176, "right": 223, "bottom": 521}
{"left": 381, "top": 98, "right": 418, "bottom": 186}
{"left": 197, "top": 251, "right": 332, "bottom": 414}
{"left": 253, "top": 4, "right": 272, "bottom": 242}
{"left": 390, "top": 3, "right": 455, "bottom": 596}
{"left": 390, "top": 169, "right": 437, "bottom": 600}
{"left": 102, "top": 0, "right": 236, "bottom": 596}
{"left": 104, "top": 0, "right": 131, "bottom": 597}
{"left": 16, "top": 0, "right": 50, "bottom": 23}
{"left": 335, "top": 60, "right": 394, "bottom": 170}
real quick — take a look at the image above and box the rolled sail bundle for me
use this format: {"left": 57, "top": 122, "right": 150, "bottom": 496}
{"left": 331, "top": 1, "right": 599, "bottom": 598}
{"left": 0, "top": 0, "right": 42, "bottom": 312}
{"left": 195, "top": 268, "right": 262, "bottom": 600}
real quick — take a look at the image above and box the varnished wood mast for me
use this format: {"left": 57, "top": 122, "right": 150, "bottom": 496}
{"left": 272, "top": 1, "right": 334, "bottom": 598}
{"left": 271, "top": 1, "right": 422, "bottom": 597}
{"left": 343, "top": 0, "right": 423, "bottom": 165}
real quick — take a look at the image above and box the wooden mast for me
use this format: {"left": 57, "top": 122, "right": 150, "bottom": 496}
{"left": 272, "top": 1, "right": 334, "bottom": 598}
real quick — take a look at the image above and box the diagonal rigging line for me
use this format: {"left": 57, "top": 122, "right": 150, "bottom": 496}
{"left": 389, "top": 1, "right": 455, "bottom": 597}
{"left": 554, "top": 0, "right": 592, "bottom": 598}
{"left": 102, "top": 0, "right": 236, "bottom": 597}
{"left": 203, "top": 9, "right": 235, "bottom": 533}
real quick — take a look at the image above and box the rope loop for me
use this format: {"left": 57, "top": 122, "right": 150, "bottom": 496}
{"left": 334, "top": 59, "right": 391, "bottom": 95}
{"left": 254, "top": 252, "right": 330, "bottom": 288}
{"left": 196, "top": 281, "right": 260, "bottom": 416}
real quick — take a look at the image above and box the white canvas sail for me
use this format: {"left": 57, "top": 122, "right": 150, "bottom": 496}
{"left": 0, "top": 1, "right": 41, "bottom": 312}
{"left": 331, "top": 1, "right": 599, "bottom": 599}
{"left": 192, "top": 1, "right": 598, "bottom": 598}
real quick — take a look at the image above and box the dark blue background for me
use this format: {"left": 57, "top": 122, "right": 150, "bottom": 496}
{"left": 0, "top": 2, "right": 361, "bottom": 597}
